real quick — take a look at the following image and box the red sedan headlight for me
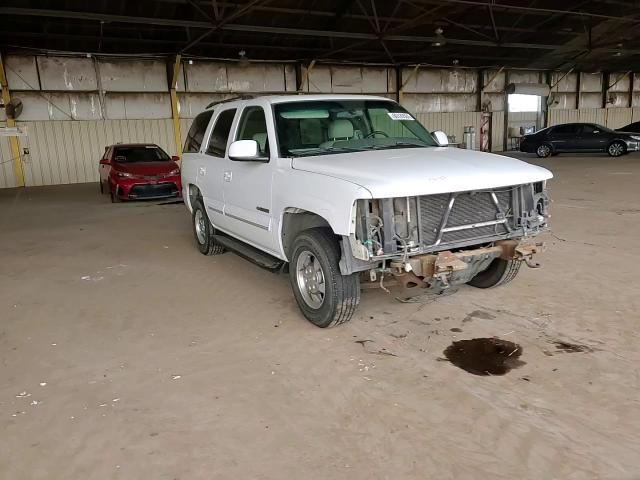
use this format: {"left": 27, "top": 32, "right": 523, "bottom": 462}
{"left": 165, "top": 168, "right": 180, "bottom": 176}
{"left": 115, "top": 171, "right": 134, "bottom": 178}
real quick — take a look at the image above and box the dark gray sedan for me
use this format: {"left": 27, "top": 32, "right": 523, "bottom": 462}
{"left": 520, "top": 123, "right": 640, "bottom": 158}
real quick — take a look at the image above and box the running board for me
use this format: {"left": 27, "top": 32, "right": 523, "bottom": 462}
{"left": 212, "top": 235, "right": 284, "bottom": 271}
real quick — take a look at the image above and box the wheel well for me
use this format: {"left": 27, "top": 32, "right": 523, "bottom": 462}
{"left": 281, "top": 210, "right": 334, "bottom": 259}
{"left": 188, "top": 184, "right": 201, "bottom": 209}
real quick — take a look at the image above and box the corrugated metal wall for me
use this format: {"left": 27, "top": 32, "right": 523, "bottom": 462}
{"left": 0, "top": 134, "right": 18, "bottom": 189}
{"left": 491, "top": 112, "right": 505, "bottom": 152}
{"left": 3, "top": 53, "right": 640, "bottom": 189}
{"left": 548, "top": 107, "right": 639, "bottom": 129}
{"left": 18, "top": 119, "right": 174, "bottom": 186}
{"left": 417, "top": 112, "right": 482, "bottom": 148}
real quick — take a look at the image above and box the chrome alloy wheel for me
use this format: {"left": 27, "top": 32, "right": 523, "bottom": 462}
{"left": 537, "top": 144, "right": 551, "bottom": 157}
{"left": 194, "top": 209, "right": 207, "bottom": 244}
{"left": 296, "top": 250, "right": 326, "bottom": 309}
{"left": 609, "top": 142, "right": 624, "bottom": 156}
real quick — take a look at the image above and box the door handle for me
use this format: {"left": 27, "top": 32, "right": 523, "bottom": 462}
{"left": 198, "top": 166, "right": 206, "bottom": 175}
{"left": 223, "top": 171, "right": 232, "bottom": 182}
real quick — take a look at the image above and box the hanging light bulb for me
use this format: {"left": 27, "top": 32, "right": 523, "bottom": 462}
{"left": 238, "top": 50, "right": 250, "bottom": 67}
{"left": 432, "top": 28, "right": 446, "bottom": 47}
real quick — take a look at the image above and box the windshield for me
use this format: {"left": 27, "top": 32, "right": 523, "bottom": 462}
{"left": 273, "top": 100, "right": 438, "bottom": 157}
{"left": 113, "top": 145, "right": 170, "bottom": 163}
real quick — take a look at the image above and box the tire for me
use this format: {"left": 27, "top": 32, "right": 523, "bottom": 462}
{"left": 191, "top": 198, "right": 225, "bottom": 255}
{"left": 607, "top": 141, "right": 626, "bottom": 157}
{"left": 536, "top": 143, "right": 552, "bottom": 158}
{"left": 289, "top": 228, "right": 360, "bottom": 328}
{"left": 468, "top": 258, "right": 521, "bottom": 289}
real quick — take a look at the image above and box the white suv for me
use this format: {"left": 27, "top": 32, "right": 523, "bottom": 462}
{"left": 181, "top": 94, "right": 552, "bottom": 327}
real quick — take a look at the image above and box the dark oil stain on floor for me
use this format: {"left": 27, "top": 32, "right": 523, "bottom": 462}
{"left": 462, "top": 310, "right": 496, "bottom": 323}
{"left": 551, "top": 340, "right": 593, "bottom": 353}
{"left": 443, "top": 338, "right": 525, "bottom": 376}
{"left": 450, "top": 327, "right": 463, "bottom": 333}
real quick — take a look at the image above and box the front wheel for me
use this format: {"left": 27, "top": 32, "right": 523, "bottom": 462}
{"left": 468, "top": 258, "right": 521, "bottom": 289}
{"left": 289, "top": 228, "right": 360, "bottom": 328}
{"left": 536, "top": 143, "right": 552, "bottom": 158}
{"left": 607, "top": 141, "right": 626, "bottom": 157}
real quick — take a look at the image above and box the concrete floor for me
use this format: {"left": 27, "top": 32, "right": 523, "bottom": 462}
{"left": 1, "top": 154, "right": 639, "bottom": 479}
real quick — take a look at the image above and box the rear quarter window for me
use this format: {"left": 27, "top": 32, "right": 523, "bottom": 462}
{"left": 184, "top": 111, "right": 214, "bottom": 153}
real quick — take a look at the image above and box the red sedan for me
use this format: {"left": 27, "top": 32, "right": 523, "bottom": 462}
{"left": 99, "top": 143, "right": 182, "bottom": 202}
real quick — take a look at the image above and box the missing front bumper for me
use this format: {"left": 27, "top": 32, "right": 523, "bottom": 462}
{"left": 389, "top": 239, "right": 544, "bottom": 291}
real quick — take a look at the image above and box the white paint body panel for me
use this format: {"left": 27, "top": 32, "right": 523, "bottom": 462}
{"left": 292, "top": 147, "right": 553, "bottom": 199}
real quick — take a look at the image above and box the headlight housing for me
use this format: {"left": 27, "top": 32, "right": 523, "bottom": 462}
{"left": 630, "top": 135, "right": 640, "bottom": 141}
{"left": 165, "top": 168, "right": 180, "bottom": 176}
{"left": 115, "top": 171, "right": 134, "bottom": 178}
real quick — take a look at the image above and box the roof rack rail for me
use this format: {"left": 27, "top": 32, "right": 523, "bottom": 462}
{"left": 205, "top": 94, "right": 256, "bottom": 109}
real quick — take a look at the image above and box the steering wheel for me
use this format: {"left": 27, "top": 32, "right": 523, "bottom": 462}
{"left": 364, "top": 130, "right": 390, "bottom": 139}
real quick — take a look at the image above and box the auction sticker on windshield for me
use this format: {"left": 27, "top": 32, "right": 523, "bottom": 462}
{"left": 387, "top": 112, "right": 414, "bottom": 120}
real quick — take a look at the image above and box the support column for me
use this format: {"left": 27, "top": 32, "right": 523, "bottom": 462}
{"left": 399, "top": 64, "right": 420, "bottom": 106}
{"left": 0, "top": 53, "right": 25, "bottom": 187}
{"left": 170, "top": 55, "right": 182, "bottom": 159}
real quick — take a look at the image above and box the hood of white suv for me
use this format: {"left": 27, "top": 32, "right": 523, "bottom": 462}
{"left": 291, "top": 147, "right": 553, "bottom": 198}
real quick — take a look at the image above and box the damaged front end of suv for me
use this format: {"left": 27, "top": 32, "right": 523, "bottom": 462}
{"left": 340, "top": 181, "right": 550, "bottom": 294}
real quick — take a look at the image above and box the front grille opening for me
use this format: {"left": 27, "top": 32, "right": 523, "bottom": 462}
{"left": 418, "top": 187, "right": 515, "bottom": 247}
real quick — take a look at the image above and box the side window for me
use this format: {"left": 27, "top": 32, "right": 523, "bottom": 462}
{"left": 552, "top": 124, "right": 579, "bottom": 135}
{"left": 236, "top": 106, "right": 270, "bottom": 156}
{"left": 581, "top": 125, "right": 597, "bottom": 134}
{"left": 206, "top": 109, "right": 237, "bottom": 158}
{"left": 184, "top": 111, "right": 214, "bottom": 153}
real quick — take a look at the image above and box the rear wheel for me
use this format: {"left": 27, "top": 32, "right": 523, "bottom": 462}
{"left": 607, "top": 141, "right": 626, "bottom": 157}
{"left": 468, "top": 258, "right": 521, "bottom": 289}
{"left": 192, "top": 198, "right": 225, "bottom": 255}
{"left": 536, "top": 143, "right": 552, "bottom": 158}
{"left": 289, "top": 228, "right": 360, "bottom": 328}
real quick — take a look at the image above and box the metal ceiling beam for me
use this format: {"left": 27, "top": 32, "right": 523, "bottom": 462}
{"left": 4, "top": 7, "right": 640, "bottom": 54}
{"left": 186, "top": 0, "right": 215, "bottom": 22}
{"left": 180, "top": 0, "right": 270, "bottom": 52}
{"left": 487, "top": 4, "right": 500, "bottom": 43}
{"left": 409, "top": 0, "right": 640, "bottom": 22}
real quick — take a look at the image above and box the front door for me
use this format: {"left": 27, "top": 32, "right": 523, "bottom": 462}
{"left": 578, "top": 124, "right": 607, "bottom": 151}
{"left": 222, "top": 104, "right": 275, "bottom": 253}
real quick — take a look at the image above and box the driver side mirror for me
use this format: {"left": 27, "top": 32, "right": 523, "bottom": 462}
{"left": 229, "top": 140, "right": 268, "bottom": 162}
{"left": 171, "top": 155, "right": 180, "bottom": 162}
{"left": 433, "top": 130, "right": 449, "bottom": 146}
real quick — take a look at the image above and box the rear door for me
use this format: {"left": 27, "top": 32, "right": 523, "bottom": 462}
{"left": 222, "top": 103, "right": 275, "bottom": 252}
{"left": 183, "top": 110, "right": 213, "bottom": 199}
{"left": 199, "top": 107, "right": 237, "bottom": 230}
{"left": 578, "top": 124, "right": 608, "bottom": 151}
{"left": 548, "top": 124, "right": 581, "bottom": 151}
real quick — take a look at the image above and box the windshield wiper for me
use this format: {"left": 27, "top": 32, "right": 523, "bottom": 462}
{"left": 293, "top": 145, "right": 366, "bottom": 157}
{"left": 357, "top": 141, "right": 428, "bottom": 150}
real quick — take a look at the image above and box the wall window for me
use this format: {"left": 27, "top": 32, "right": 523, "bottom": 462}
{"left": 508, "top": 94, "right": 541, "bottom": 113}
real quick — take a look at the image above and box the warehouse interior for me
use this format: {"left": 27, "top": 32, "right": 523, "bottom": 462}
{"left": 1, "top": 1, "right": 640, "bottom": 478}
